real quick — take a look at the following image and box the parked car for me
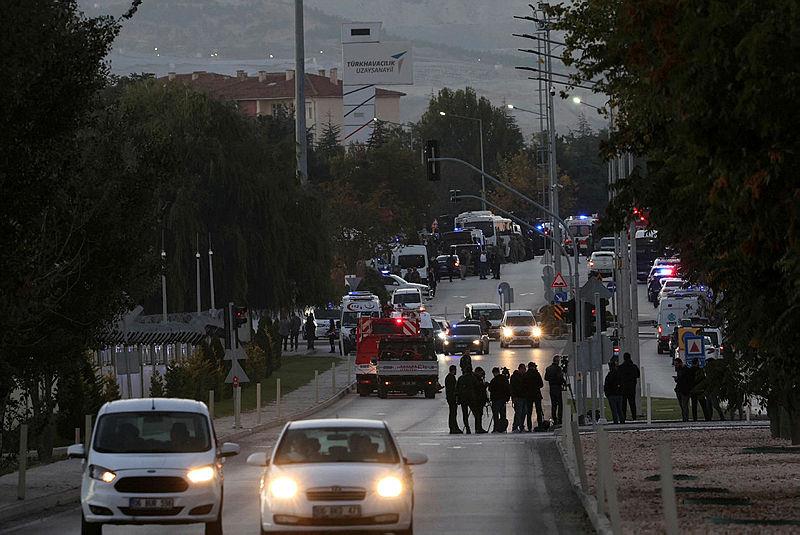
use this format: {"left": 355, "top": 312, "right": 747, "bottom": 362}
{"left": 588, "top": 251, "right": 615, "bottom": 276}
{"left": 311, "top": 307, "right": 341, "bottom": 339}
{"left": 431, "top": 317, "right": 450, "bottom": 353}
{"left": 499, "top": 310, "right": 542, "bottom": 348}
{"left": 381, "top": 274, "right": 431, "bottom": 299}
{"left": 247, "top": 418, "right": 426, "bottom": 534}
{"left": 433, "top": 254, "right": 459, "bottom": 279}
{"left": 443, "top": 323, "right": 490, "bottom": 354}
{"left": 69, "top": 398, "right": 239, "bottom": 535}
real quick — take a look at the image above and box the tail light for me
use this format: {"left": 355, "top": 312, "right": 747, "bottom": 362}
{"left": 657, "top": 325, "right": 663, "bottom": 334}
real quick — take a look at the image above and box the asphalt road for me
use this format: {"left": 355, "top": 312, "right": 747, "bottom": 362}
{"left": 4, "top": 260, "right": 593, "bottom": 535}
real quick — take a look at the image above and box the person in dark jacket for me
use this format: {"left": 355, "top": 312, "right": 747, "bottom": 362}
{"left": 279, "top": 315, "right": 291, "bottom": 351}
{"left": 304, "top": 314, "right": 316, "bottom": 350}
{"left": 689, "top": 358, "right": 711, "bottom": 421}
{"left": 618, "top": 352, "right": 640, "bottom": 421}
{"left": 456, "top": 365, "right": 485, "bottom": 434}
{"left": 491, "top": 249, "right": 502, "bottom": 279}
{"left": 523, "top": 362, "right": 545, "bottom": 431}
{"left": 326, "top": 319, "right": 338, "bottom": 354}
{"left": 673, "top": 358, "right": 692, "bottom": 421}
{"left": 488, "top": 367, "right": 511, "bottom": 433}
{"left": 604, "top": 361, "right": 625, "bottom": 424}
{"left": 445, "top": 365, "right": 461, "bottom": 434}
{"left": 544, "top": 355, "right": 565, "bottom": 424}
{"left": 289, "top": 313, "right": 301, "bottom": 351}
{"left": 509, "top": 364, "right": 527, "bottom": 432}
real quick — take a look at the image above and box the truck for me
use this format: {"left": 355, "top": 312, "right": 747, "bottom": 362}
{"left": 375, "top": 337, "right": 440, "bottom": 399}
{"left": 354, "top": 316, "right": 419, "bottom": 396}
{"left": 340, "top": 292, "right": 382, "bottom": 355}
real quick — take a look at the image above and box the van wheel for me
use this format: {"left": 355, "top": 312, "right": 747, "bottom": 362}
{"left": 378, "top": 388, "right": 388, "bottom": 399}
{"left": 205, "top": 493, "right": 223, "bottom": 535}
{"left": 81, "top": 514, "right": 102, "bottom": 535}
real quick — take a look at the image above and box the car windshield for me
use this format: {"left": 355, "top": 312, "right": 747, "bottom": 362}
{"left": 600, "top": 237, "right": 615, "bottom": 248}
{"left": 569, "top": 224, "right": 592, "bottom": 237}
{"left": 473, "top": 308, "right": 503, "bottom": 320}
{"left": 314, "top": 308, "right": 340, "bottom": 320}
{"left": 466, "top": 220, "right": 494, "bottom": 237}
{"left": 379, "top": 341, "right": 436, "bottom": 361}
{"left": 393, "top": 292, "right": 421, "bottom": 304}
{"left": 452, "top": 325, "right": 481, "bottom": 336}
{"left": 93, "top": 411, "right": 211, "bottom": 454}
{"left": 505, "top": 316, "right": 534, "bottom": 327}
{"left": 397, "top": 254, "right": 425, "bottom": 269}
{"left": 342, "top": 311, "right": 378, "bottom": 326}
{"left": 273, "top": 427, "right": 400, "bottom": 465}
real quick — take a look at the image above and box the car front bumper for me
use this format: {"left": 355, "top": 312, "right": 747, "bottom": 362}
{"left": 261, "top": 494, "right": 412, "bottom": 532}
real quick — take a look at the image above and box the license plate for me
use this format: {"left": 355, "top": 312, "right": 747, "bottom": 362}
{"left": 312, "top": 505, "right": 361, "bottom": 519}
{"left": 129, "top": 497, "right": 174, "bottom": 510}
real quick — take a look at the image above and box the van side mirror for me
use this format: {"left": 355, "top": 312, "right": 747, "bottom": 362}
{"left": 220, "top": 442, "right": 240, "bottom": 457}
{"left": 67, "top": 444, "right": 85, "bottom": 459}
{"left": 404, "top": 452, "right": 428, "bottom": 465}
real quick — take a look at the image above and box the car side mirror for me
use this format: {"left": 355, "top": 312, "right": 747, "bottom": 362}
{"left": 220, "top": 442, "right": 240, "bottom": 457}
{"left": 67, "top": 444, "right": 85, "bottom": 459}
{"left": 404, "top": 452, "right": 428, "bottom": 465}
{"left": 246, "top": 452, "right": 270, "bottom": 466}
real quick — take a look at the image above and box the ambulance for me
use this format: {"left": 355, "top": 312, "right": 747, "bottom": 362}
{"left": 339, "top": 292, "right": 381, "bottom": 355}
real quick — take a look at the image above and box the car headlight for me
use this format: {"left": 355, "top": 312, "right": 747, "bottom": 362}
{"left": 376, "top": 476, "right": 403, "bottom": 498}
{"left": 472, "top": 339, "right": 481, "bottom": 345}
{"left": 89, "top": 465, "right": 116, "bottom": 484}
{"left": 437, "top": 331, "right": 446, "bottom": 340}
{"left": 502, "top": 327, "right": 513, "bottom": 338}
{"left": 532, "top": 326, "right": 542, "bottom": 338}
{"left": 269, "top": 477, "right": 298, "bottom": 499}
{"left": 187, "top": 465, "right": 215, "bottom": 483}
{"left": 443, "top": 340, "right": 450, "bottom": 346}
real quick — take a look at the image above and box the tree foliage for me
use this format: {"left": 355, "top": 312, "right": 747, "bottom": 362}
{"left": 552, "top": 0, "right": 800, "bottom": 441}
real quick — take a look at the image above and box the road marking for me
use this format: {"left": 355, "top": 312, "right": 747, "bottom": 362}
{"left": 450, "top": 446, "right": 463, "bottom": 449}
{"left": 418, "top": 442, "right": 440, "bottom": 446}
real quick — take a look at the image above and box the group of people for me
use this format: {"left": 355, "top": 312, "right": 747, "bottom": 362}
{"left": 673, "top": 356, "right": 726, "bottom": 421}
{"left": 477, "top": 247, "right": 502, "bottom": 280}
{"left": 444, "top": 352, "right": 567, "bottom": 434}
{"left": 277, "top": 313, "right": 339, "bottom": 354}
{"left": 603, "top": 352, "right": 641, "bottom": 424}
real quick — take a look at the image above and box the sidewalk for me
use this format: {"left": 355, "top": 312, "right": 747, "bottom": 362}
{"left": 0, "top": 358, "right": 353, "bottom": 526}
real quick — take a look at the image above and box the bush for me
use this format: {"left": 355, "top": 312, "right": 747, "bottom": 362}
{"left": 245, "top": 344, "right": 267, "bottom": 382}
{"left": 165, "top": 347, "right": 224, "bottom": 402}
{"left": 101, "top": 374, "right": 121, "bottom": 402}
{"left": 149, "top": 369, "right": 165, "bottom": 397}
{"left": 56, "top": 352, "right": 104, "bottom": 441}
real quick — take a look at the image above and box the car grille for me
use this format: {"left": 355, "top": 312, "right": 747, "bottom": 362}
{"left": 306, "top": 486, "right": 367, "bottom": 501}
{"left": 114, "top": 476, "right": 188, "bottom": 493}
{"left": 118, "top": 506, "right": 183, "bottom": 516}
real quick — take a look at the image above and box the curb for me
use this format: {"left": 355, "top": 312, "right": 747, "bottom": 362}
{"left": 555, "top": 432, "right": 613, "bottom": 535}
{"left": 0, "top": 383, "right": 355, "bottom": 526}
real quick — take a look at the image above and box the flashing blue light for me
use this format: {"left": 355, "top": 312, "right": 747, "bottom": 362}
{"left": 578, "top": 215, "right": 588, "bottom": 220}
{"left": 381, "top": 270, "right": 390, "bottom": 275}
{"left": 535, "top": 224, "right": 544, "bottom": 231}
{"left": 454, "top": 227, "right": 463, "bottom": 232}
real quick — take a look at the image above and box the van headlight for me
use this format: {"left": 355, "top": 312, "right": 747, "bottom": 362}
{"left": 187, "top": 465, "right": 215, "bottom": 483}
{"left": 376, "top": 476, "right": 403, "bottom": 498}
{"left": 269, "top": 477, "right": 298, "bottom": 499}
{"left": 502, "top": 327, "right": 513, "bottom": 338}
{"left": 472, "top": 339, "right": 481, "bottom": 345}
{"left": 437, "top": 331, "right": 446, "bottom": 340}
{"left": 89, "top": 465, "right": 116, "bottom": 484}
{"left": 532, "top": 326, "right": 542, "bottom": 338}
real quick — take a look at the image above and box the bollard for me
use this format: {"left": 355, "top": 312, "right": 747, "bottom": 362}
{"left": 234, "top": 386, "right": 241, "bottom": 429}
{"left": 596, "top": 428, "right": 622, "bottom": 535}
{"left": 315, "top": 370, "right": 319, "bottom": 403}
{"left": 658, "top": 443, "right": 679, "bottom": 535}
{"left": 74, "top": 427, "right": 81, "bottom": 445}
{"left": 18, "top": 424, "right": 28, "bottom": 500}
{"left": 347, "top": 356, "right": 352, "bottom": 386}
{"left": 277, "top": 378, "right": 282, "bottom": 419}
{"left": 569, "top": 419, "right": 589, "bottom": 492}
{"left": 596, "top": 430, "right": 607, "bottom": 516}
{"left": 84, "top": 414, "right": 92, "bottom": 449}
{"left": 256, "top": 383, "right": 262, "bottom": 425}
{"left": 208, "top": 390, "right": 215, "bottom": 420}
{"left": 646, "top": 383, "right": 652, "bottom": 424}
{"left": 746, "top": 397, "right": 751, "bottom": 422}
{"left": 331, "top": 362, "right": 336, "bottom": 393}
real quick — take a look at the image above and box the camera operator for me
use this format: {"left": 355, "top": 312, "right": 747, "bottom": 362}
{"left": 489, "top": 367, "right": 511, "bottom": 432}
{"left": 523, "top": 362, "right": 545, "bottom": 431}
{"left": 544, "top": 354, "right": 566, "bottom": 425}
{"left": 445, "top": 365, "right": 461, "bottom": 434}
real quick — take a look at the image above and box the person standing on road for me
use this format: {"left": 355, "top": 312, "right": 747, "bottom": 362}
{"left": 703, "top": 357, "right": 726, "bottom": 421}
{"left": 326, "top": 319, "right": 338, "bottom": 354}
{"left": 491, "top": 249, "right": 502, "bottom": 280}
{"left": 289, "top": 313, "right": 301, "bottom": 351}
{"left": 479, "top": 315, "right": 491, "bottom": 337}
{"left": 448, "top": 253, "right": 457, "bottom": 282}
{"left": 510, "top": 363, "right": 527, "bottom": 433}
{"left": 456, "top": 364, "right": 484, "bottom": 434}
{"left": 474, "top": 367, "right": 489, "bottom": 432}
{"left": 689, "top": 358, "right": 711, "bottom": 421}
{"left": 673, "top": 358, "right": 692, "bottom": 422}
{"left": 489, "top": 366, "right": 511, "bottom": 433}
{"left": 523, "top": 362, "right": 545, "bottom": 431}
{"left": 445, "top": 365, "right": 461, "bottom": 434}
{"left": 304, "top": 314, "right": 316, "bottom": 350}
{"left": 428, "top": 270, "right": 437, "bottom": 297}
{"left": 478, "top": 249, "right": 488, "bottom": 279}
{"left": 544, "top": 355, "right": 565, "bottom": 424}
{"left": 279, "top": 315, "right": 290, "bottom": 351}
{"left": 618, "top": 352, "right": 640, "bottom": 421}
{"left": 458, "top": 249, "right": 469, "bottom": 280}
{"left": 604, "top": 361, "right": 625, "bottom": 424}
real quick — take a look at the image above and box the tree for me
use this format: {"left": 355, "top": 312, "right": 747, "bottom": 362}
{"left": 552, "top": 0, "right": 800, "bottom": 442}
{"left": 490, "top": 150, "right": 547, "bottom": 213}
{"left": 149, "top": 370, "right": 166, "bottom": 398}
{"left": 557, "top": 114, "right": 609, "bottom": 216}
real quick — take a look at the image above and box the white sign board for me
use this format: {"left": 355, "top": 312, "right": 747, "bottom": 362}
{"left": 342, "top": 42, "right": 414, "bottom": 85}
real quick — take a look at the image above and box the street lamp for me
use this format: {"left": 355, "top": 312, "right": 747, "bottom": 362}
{"left": 571, "top": 96, "right": 600, "bottom": 111}
{"left": 507, "top": 103, "right": 545, "bottom": 117}
{"left": 439, "top": 110, "right": 486, "bottom": 210}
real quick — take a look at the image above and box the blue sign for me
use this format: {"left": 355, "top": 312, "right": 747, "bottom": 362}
{"left": 606, "top": 281, "right": 617, "bottom": 294}
{"left": 554, "top": 291, "right": 568, "bottom": 303}
{"left": 683, "top": 334, "right": 706, "bottom": 367}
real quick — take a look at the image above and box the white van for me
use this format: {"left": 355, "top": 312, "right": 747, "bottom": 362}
{"left": 392, "top": 245, "right": 430, "bottom": 283}
{"left": 68, "top": 398, "right": 239, "bottom": 535}
{"left": 464, "top": 302, "right": 504, "bottom": 339}
{"left": 392, "top": 288, "right": 424, "bottom": 311}
{"left": 656, "top": 294, "right": 701, "bottom": 353}
{"left": 500, "top": 309, "right": 542, "bottom": 348}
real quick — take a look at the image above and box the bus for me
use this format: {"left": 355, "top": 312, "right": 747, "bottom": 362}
{"left": 454, "top": 211, "right": 513, "bottom": 249}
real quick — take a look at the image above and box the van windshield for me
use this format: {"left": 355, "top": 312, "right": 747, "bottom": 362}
{"left": 398, "top": 255, "right": 425, "bottom": 269}
{"left": 505, "top": 316, "right": 534, "bottom": 327}
{"left": 393, "top": 292, "right": 421, "bottom": 305}
{"left": 473, "top": 308, "right": 503, "bottom": 320}
{"left": 93, "top": 411, "right": 211, "bottom": 454}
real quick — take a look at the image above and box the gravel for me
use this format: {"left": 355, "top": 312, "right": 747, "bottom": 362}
{"left": 579, "top": 428, "right": 800, "bottom": 534}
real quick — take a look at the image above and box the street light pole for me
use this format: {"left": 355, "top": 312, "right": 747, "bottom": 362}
{"left": 439, "top": 111, "right": 487, "bottom": 210}
{"left": 294, "top": 0, "right": 308, "bottom": 187}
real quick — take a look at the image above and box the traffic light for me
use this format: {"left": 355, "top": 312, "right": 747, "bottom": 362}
{"left": 233, "top": 306, "right": 251, "bottom": 343}
{"left": 585, "top": 302, "right": 596, "bottom": 338}
{"left": 449, "top": 189, "right": 461, "bottom": 203}
{"left": 564, "top": 299, "right": 576, "bottom": 324}
{"left": 424, "top": 139, "right": 441, "bottom": 181}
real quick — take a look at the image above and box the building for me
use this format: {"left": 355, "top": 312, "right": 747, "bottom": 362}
{"left": 158, "top": 69, "right": 404, "bottom": 144}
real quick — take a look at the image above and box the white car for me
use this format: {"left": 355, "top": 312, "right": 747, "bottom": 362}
{"left": 69, "top": 398, "right": 239, "bottom": 535}
{"left": 657, "top": 277, "right": 686, "bottom": 302}
{"left": 248, "top": 418, "right": 427, "bottom": 534}
{"left": 381, "top": 274, "right": 431, "bottom": 299}
{"left": 588, "top": 251, "right": 615, "bottom": 276}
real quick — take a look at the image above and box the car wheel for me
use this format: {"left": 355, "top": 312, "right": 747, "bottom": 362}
{"left": 81, "top": 514, "right": 102, "bottom": 535}
{"left": 398, "top": 520, "right": 414, "bottom": 535}
{"left": 205, "top": 494, "right": 223, "bottom": 535}
{"left": 656, "top": 345, "right": 663, "bottom": 355}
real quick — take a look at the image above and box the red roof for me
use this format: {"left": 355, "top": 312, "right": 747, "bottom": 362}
{"left": 157, "top": 71, "right": 405, "bottom": 100}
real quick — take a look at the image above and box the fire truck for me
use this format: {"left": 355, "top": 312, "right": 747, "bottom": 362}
{"left": 354, "top": 316, "right": 440, "bottom": 399}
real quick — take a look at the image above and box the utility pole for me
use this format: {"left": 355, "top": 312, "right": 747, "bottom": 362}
{"left": 160, "top": 230, "right": 167, "bottom": 324}
{"left": 208, "top": 232, "right": 216, "bottom": 310}
{"left": 544, "top": 12, "right": 561, "bottom": 276}
{"left": 195, "top": 234, "right": 201, "bottom": 313}
{"left": 294, "top": 0, "right": 308, "bottom": 186}
{"left": 478, "top": 118, "right": 486, "bottom": 210}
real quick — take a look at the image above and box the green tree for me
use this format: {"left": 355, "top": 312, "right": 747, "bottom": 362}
{"left": 556, "top": 114, "right": 609, "bottom": 216}
{"left": 101, "top": 374, "right": 121, "bottom": 403}
{"left": 552, "top": 0, "right": 800, "bottom": 442}
{"left": 149, "top": 370, "right": 166, "bottom": 398}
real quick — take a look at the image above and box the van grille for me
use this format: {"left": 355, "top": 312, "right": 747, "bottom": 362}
{"left": 115, "top": 476, "right": 188, "bottom": 493}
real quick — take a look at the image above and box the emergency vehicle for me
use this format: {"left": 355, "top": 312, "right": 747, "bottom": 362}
{"left": 564, "top": 215, "right": 596, "bottom": 255}
{"left": 339, "top": 292, "right": 381, "bottom": 355}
